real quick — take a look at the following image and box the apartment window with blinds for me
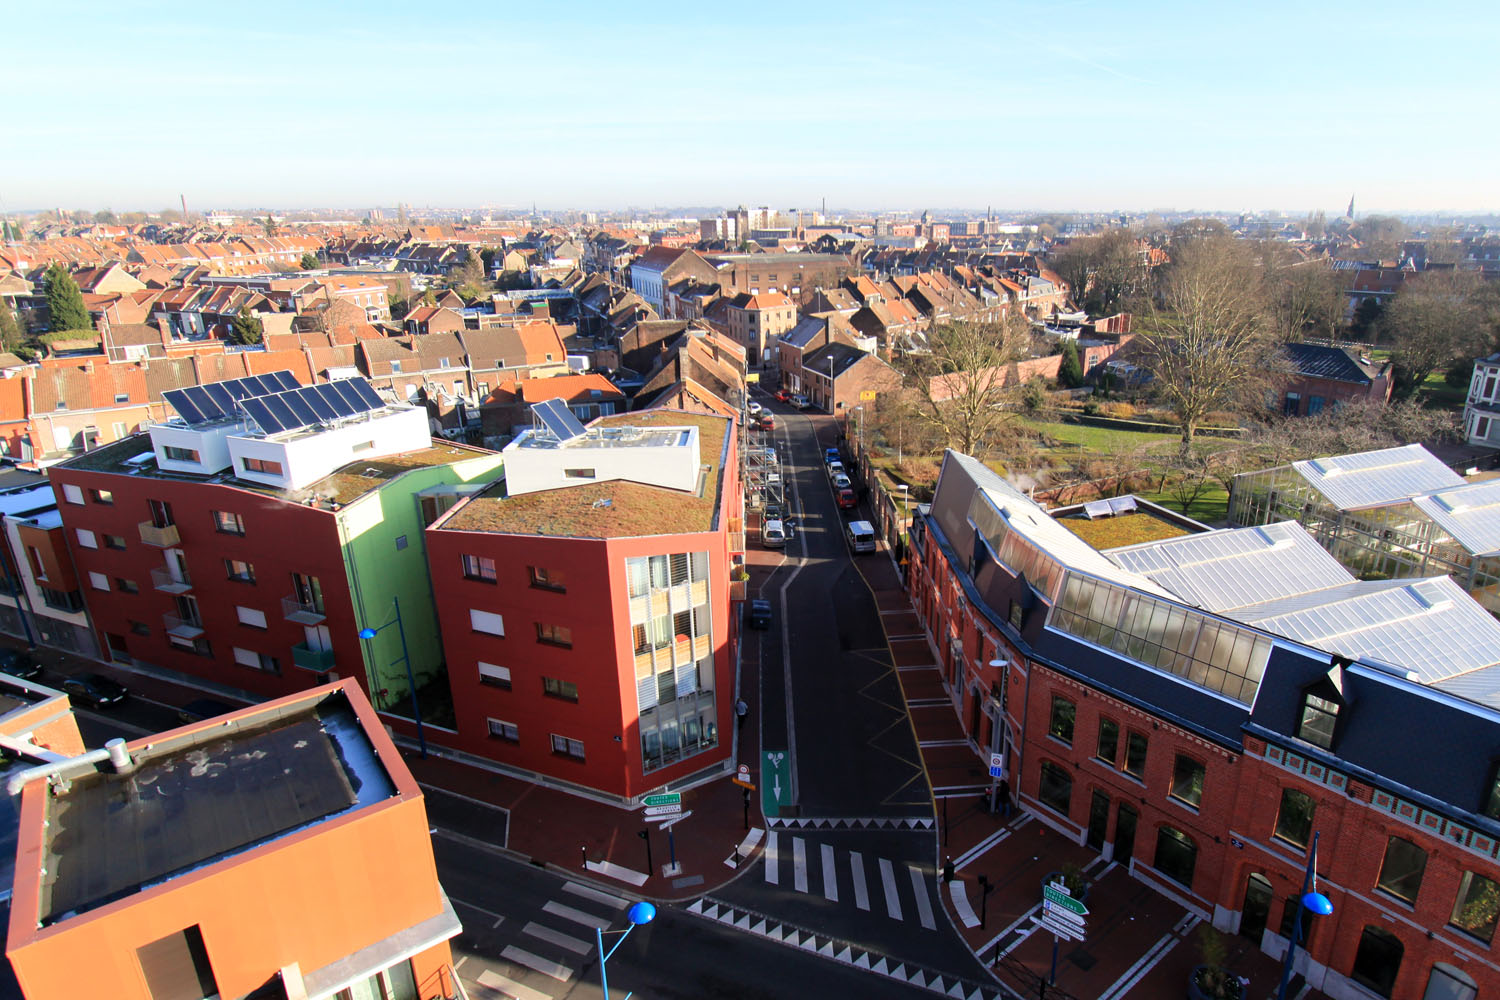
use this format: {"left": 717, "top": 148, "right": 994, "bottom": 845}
{"left": 488, "top": 718, "right": 519, "bottom": 742}
{"left": 462, "top": 554, "right": 496, "bottom": 582}
{"left": 550, "top": 734, "right": 585, "bottom": 759}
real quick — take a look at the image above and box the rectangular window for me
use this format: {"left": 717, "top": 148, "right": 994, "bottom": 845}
{"left": 563, "top": 468, "right": 596, "bottom": 479}
{"left": 88, "top": 488, "right": 113, "bottom": 505}
{"left": 478, "top": 662, "right": 511, "bottom": 689}
{"left": 235, "top": 606, "right": 267, "bottom": 629}
{"left": 1125, "top": 731, "right": 1149, "bottom": 779}
{"left": 470, "top": 609, "right": 504, "bottom": 636}
{"left": 1096, "top": 718, "right": 1119, "bottom": 764}
{"left": 462, "top": 554, "right": 497, "bottom": 582}
{"left": 212, "top": 510, "right": 245, "bottom": 535}
{"left": 61, "top": 484, "right": 84, "bottom": 504}
{"left": 1169, "top": 755, "right": 1205, "bottom": 809}
{"left": 163, "top": 445, "right": 201, "bottom": 463}
{"left": 488, "top": 718, "right": 519, "bottom": 742}
{"left": 136, "top": 925, "right": 219, "bottom": 1000}
{"left": 223, "top": 559, "right": 255, "bottom": 583}
{"left": 232, "top": 647, "right": 279, "bottom": 674}
{"left": 243, "top": 456, "right": 283, "bottom": 475}
{"left": 1048, "top": 695, "right": 1075, "bottom": 745}
{"left": 1450, "top": 870, "right": 1500, "bottom": 943}
{"left": 1273, "top": 787, "right": 1316, "bottom": 848}
{"left": 542, "top": 676, "right": 579, "bottom": 702}
{"left": 550, "top": 733, "right": 585, "bottom": 759}
{"left": 1038, "top": 760, "right": 1072, "bottom": 814}
{"left": 104, "top": 534, "right": 126, "bottom": 550}
{"left": 529, "top": 566, "right": 567, "bottom": 592}
{"left": 75, "top": 528, "right": 97, "bottom": 549}
{"left": 394, "top": 534, "right": 408, "bottom": 550}
{"left": 1376, "top": 836, "right": 1426, "bottom": 903}
{"left": 88, "top": 571, "right": 109, "bottom": 591}
{"left": 129, "top": 620, "right": 150, "bottom": 636}
{"left": 116, "top": 577, "right": 139, "bottom": 594}
{"left": 1298, "top": 693, "right": 1338, "bottom": 750}
{"left": 536, "top": 623, "right": 573, "bottom": 648}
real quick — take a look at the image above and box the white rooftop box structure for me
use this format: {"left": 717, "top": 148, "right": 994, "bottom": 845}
{"left": 502, "top": 399, "right": 701, "bottom": 497}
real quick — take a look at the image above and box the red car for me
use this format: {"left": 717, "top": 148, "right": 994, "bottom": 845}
{"left": 837, "top": 487, "right": 857, "bottom": 509}
{"left": 759, "top": 413, "right": 775, "bottom": 430}
{"left": 774, "top": 389, "right": 791, "bottom": 403}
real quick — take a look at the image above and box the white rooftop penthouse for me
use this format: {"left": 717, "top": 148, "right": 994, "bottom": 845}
{"left": 147, "top": 371, "right": 428, "bottom": 492}
{"left": 502, "top": 398, "right": 701, "bottom": 497}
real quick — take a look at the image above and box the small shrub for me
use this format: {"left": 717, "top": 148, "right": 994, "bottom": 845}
{"left": 1082, "top": 399, "right": 1102, "bottom": 417}
{"left": 1102, "top": 402, "right": 1137, "bottom": 420}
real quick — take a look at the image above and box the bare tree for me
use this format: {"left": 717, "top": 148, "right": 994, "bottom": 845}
{"left": 1377, "top": 269, "right": 1493, "bottom": 397}
{"left": 1262, "top": 247, "right": 1348, "bottom": 343}
{"left": 898, "top": 316, "right": 1031, "bottom": 457}
{"left": 1133, "top": 236, "right": 1288, "bottom": 455}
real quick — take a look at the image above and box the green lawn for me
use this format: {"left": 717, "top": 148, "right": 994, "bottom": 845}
{"left": 1022, "top": 418, "right": 1181, "bottom": 454}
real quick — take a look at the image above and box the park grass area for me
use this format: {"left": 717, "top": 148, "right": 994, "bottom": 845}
{"left": 1132, "top": 483, "right": 1231, "bottom": 526}
{"left": 1416, "top": 370, "right": 1468, "bottom": 410}
{"left": 1022, "top": 418, "right": 1179, "bottom": 455}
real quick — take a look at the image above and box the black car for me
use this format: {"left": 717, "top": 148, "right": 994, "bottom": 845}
{"left": 0, "top": 648, "right": 41, "bottom": 681}
{"left": 747, "top": 599, "right": 772, "bottom": 630}
{"left": 62, "top": 673, "right": 129, "bottom": 709}
{"left": 176, "top": 698, "right": 237, "bottom": 724}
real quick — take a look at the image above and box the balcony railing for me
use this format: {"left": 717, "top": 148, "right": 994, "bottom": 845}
{"left": 163, "top": 613, "right": 204, "bottom": 639}
{"left": 138, "top": 521, "right": 181, "bottom": 547}
{"left": 281, "top": 595, "right": 326, "bottom": 625}
{"left": 730, "top": 579, "right": 747, "bottom": 603}
{"left": 150, "top": 567, "right": 193, "bottom": 594}
{"left": 292, "top": 643, "right": 336, "bottom": 671}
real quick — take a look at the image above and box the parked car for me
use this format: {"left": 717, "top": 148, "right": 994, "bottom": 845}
{"left": 176, "top": 698, "right": 237, "bottom": 724}
{"left": 758, "top": 412, "right": 775, "bottom": 430}
{"left": 747, "top": 599, "right": 773, "bottom": 629}
{"left": 775, "top": 389, "right": 791, "bottom": 403}
{"left": 837, "top": 488, "right": 857, "bottom": 509}
{"left": 824, "top": 447, "right": 841, "bottom": 465}
{"left": 827, "top": 460, "right": 845, "bottom": 479}
{"left": 763, "top": 519, "right": 786, "bottom": 548}
{"left": 761, "top": 446, "right": 778, "bottom": 465}
{"left": 0, "top": 648, "right": 42, "bottom": 681}
{"left": 62, "top": 673, "right": 128, "bottom": 709}
{"left": 764, "top": 500, "right": 784, "bottom": 522}
{"left": 832, "top": 473, "right": 851, "bottom": 490}
{"left": 790, "top": 394, "right": 810, "bottom": 409}
{"left": 747, "top": 400, "right": 763, "bottom": 416}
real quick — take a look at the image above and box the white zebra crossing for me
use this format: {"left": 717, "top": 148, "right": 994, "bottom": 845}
{"left": 463, "top": 880, "right": 629, "bottom": 1000}
{"left": 761, "top": 835, "right": 938, "bottom": 929}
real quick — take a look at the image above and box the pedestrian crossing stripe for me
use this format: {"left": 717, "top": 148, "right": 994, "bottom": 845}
{"left": 686, "top": 898, "right": 1006, "bottom": 1000}
{"left": 767, "top": 815, "right": 934, "bottom": 830}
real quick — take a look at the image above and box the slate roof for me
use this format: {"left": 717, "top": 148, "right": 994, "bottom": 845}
{"left": 802, "top": 342, "right": 867, "bottom": 380}
{"left": 1285, "top": 342, "right": 1383, "bottom": 384}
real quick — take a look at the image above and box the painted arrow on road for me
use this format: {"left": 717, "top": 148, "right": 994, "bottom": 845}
{"left": 761, "top": 750, "right": 790, "bottom": 817}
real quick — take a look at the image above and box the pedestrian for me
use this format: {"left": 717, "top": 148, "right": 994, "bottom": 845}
{"left": 942, "top": 856, "right": 955, "bottom": 884}
{"left": 736, "top": 698, "right": 748, "bottom": 729}
{"left": 998, "top": 777, "right": 1012, "bottom": 819}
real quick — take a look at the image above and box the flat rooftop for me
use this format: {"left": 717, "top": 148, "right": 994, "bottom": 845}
{"left": 39, "top": 689, "right": 395, "bottom": 925}
{"left": 1057, "top": 510, "right": 1194, "bottom": 550}
{"left": 440, "top": 409, "right": 729, "bottom": 539}
{"left": 58, "top": 433, "right": 494, "bottom": 508}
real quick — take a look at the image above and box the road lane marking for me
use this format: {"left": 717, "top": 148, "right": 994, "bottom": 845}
{"left": 562, "top": 881, "right": 626, "bottom": 909}
{"left": 851, "top": 851, "right": 870, "bottom": 911}
{"left": 764, "top": 830, "right": 779, "bottom": 885}
{"left": 821, "top": 843, "right": 838, "bottom": 902}
{"left": 523, "top": 922, "right": 592, "bottom": 955}
{"left": 909, "top": 865, "right": 936, "bottom": 929}
{"left": 1098, "top": 914, "right": 1200, "bottom": 1000}
{"left": 451, "top": 896, "right": 507, "bottom": 928}
{"left": 501, "top": 945, "right": 573, "bottom": 982}
{"left": 879, "top": 858, "right": 902, "bottom": 921}
{"left": 792, "top": 836, "right": 808, "bottom": 893}
{"left": 477, "top": 970, "right": 551, "bottom": 1000}
{"left": 543, "top": 901, "right": 602, "bottom": 927}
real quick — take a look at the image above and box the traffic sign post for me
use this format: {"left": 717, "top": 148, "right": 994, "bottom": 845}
{"left": 1040, "top": 881, "right": 1088, "bottom": 985}
{"left": 643, "top": 792, "right": 682, "bottom": 808}
{"left": 988, "top": 752, "right": 1004, "bottom": 778}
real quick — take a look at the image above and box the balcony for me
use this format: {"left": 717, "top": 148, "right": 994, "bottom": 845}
{"left": 281, "top": 595, "right": 326, "bottom": 625}
{"left": 292, "top": 643, "right": 336, "bottom": 671}
{"left": 730, "top": 579, "right": 747, "bottom": 603}
{"left": 163, "top": 614, "right": 204, "bottom": 639}
{"left": 150, "top": 566, "right": 193, "bottom": 594}
{"left": 138, "top": 521, "right": 180, "bottom": 547}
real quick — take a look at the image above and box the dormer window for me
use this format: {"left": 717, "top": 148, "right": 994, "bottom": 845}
{"left": 1298, "top": 692, "right": 1339, "bottom": 750}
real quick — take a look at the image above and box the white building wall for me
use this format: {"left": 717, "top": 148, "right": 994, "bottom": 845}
{"left": 503, "top": 426, "right": 699, "bottom": 496}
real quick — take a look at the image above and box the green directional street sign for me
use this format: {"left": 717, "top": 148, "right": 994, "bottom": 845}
{"left": 642, "top": 792, "right": 681, "bottom": 807}
{"left": 1044, "top": 883, "right": 1090, "bottom": 916}
{"left": 761, "top": 750, "right": 790, "bottom": 817}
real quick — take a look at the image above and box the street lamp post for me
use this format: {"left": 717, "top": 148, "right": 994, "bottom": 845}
{"left": 1275, "top": 831, "right": 1332, "bottom": 1000}
{"left": 899, "top": 483, "right": 910, "bottom": 528}
{"left": 357, "top": 595, "right": 427, "bottom": 758}
{"left": 596, "top": 901, "right": 656, "bottom": 1000}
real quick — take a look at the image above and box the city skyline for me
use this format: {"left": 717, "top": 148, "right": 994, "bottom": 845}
{"left": 7, "top": 0, "right": 1499, "bottom": 214}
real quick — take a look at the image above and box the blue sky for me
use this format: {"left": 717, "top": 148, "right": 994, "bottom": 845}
{"left": 7, "top": 0, "right": 1498, "bottom": 214}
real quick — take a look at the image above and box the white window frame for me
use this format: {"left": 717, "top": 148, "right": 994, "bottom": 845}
{"left": 75, "top": 528, "right": 97, "bottom": 548}
{"left": 236, "top": 605, "right": 268, "bottom": 629}
{"left": 470, "top": 609, "right": 505, "bottom": 636}
{"left": 88, "top": 571, "right": 110, "bottom": 591}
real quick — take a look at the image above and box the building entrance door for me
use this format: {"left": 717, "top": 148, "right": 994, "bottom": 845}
{"left": 1240, "top": 873, "right": 1273, "bottom": 942}
{"left": 1114, "top": 803, "right": 1138, "bottom": 867}
{"left": 1087, "top": 790, "right": 1110, "bottom": 851}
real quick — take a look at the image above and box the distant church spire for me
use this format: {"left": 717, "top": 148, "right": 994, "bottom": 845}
{"left": 1346, "top": 194, "right": 1355, "bottom": 220}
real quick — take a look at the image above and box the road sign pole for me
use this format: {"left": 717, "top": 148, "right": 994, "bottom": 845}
{"left": 668, "top": 828, "right": 677, "bottom": 869}
{"left": 1049, "top": 933, "right": 1059, "bottom": 986}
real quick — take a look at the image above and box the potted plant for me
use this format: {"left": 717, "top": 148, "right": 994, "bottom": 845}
{"left": 1043, "top": 861, "right": 1089, "bottom": 902}
{"left": 1188, "top": 925, "right": 1243, "bottom": 1000}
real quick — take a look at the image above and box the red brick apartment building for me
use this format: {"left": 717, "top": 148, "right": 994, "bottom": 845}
{"left": 6, "top": 681, "right": 460, "bottom": 999}
{"left": 427, "top": 406, "right": 741, "bottom": 801}
{"left": 46, "top": 372, "right": 503, "bottom": 712}
{"left": 910, "top": 451, "right": 1500, "bottom": 1000}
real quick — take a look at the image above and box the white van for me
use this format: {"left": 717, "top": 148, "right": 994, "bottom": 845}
{"left": 845, "top": 519, "right": 876, "bottom": 554}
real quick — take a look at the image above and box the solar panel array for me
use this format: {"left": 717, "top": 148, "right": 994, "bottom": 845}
{"left": 163, "top": 371, "right": 302, "bottom": 426}
{"left": 531, "top": 397, "right": 587, "bottom": 443}
{"left": 240, "top": 378, "right": 388, "bottom": 436}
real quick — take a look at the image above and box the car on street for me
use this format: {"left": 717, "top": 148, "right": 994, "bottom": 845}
{"left": 0, "top": 648, "right": 42, "bottom": 681}
{"left": 837, "top": 487, "right": 857, "bottom": 509}
{"left": 762, "top": 520, "right": 786, "bottom": 548}
{"left": 824, "top": 447, "right": 841, "bottom": 465}
{"left": 764, "top": 500, "right": 784, "bottom": 521}
{"left": 758, "top": 412, "right": 775, "bottom": 430}
{"left": 775, "top": 389, "right": 791, "bottom": 403}
{"left": 62, "top": 673, "right": 129, "bottom": 709}
{"left": 747, "top": 599, "right": 772, "bottom": 629}
{"left": 176, "top": 698, "right": 237, "bottom": 724}
{"left": 790, "top": 394, "right": 810, "bottom": 409}
{"left": 832, "top": 473, "right": 851, "bottom": 491}
{"left": 827, "top": 460, "right": 845, "bottom": 479}
{"left": 747, "top": 400, "right": 763, "bottom": 416}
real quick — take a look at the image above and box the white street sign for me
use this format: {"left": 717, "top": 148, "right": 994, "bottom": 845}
{"left": 1034, "top": 914, "right": 1084, "bottom": 942}
{"left": 659, "top": 810, "right": 693, "bottom": 831}
{"left": 1042, "top": 901, "right": 1087, "bottom": 929}
{"left": 644, "top": 804, "right": 683, "bottom": 818}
